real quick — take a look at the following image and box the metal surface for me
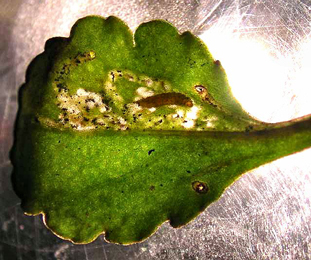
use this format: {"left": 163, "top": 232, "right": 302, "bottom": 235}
{"left": 1, "top": 0, "right": 310, "bottom": 259}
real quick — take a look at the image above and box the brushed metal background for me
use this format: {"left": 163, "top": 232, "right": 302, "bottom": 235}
{"left": 1, "top": 0, "right": 310, "bottom": 259}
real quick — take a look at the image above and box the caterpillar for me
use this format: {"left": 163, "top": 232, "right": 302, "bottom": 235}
{"left": 135, "top": 92, "right": 193, "bottom": 108}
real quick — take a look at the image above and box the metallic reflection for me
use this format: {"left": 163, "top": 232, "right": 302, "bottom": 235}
{"left": 0, "top": 0, "right": 310, "bottom": 259}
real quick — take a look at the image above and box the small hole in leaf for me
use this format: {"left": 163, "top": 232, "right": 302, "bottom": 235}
{"left": 192, "top": 181, "right": 208, "bottom": 194}
{"left": 194, "top": 85, "right": 206, "bottom": 93}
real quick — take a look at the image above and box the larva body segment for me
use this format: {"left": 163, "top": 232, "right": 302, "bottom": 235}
{"left": 136, "top": 92, "right": 193, "bottom": 108}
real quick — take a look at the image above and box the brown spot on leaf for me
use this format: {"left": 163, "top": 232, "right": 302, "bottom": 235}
{"left": 214, "top": 60, "right": 221, "bottom": 66}
{"left": 194, "top": 85, "right": 218, "bottom": 108}
{"left": 192, "top": 181, "right": 208, "bottom": 194}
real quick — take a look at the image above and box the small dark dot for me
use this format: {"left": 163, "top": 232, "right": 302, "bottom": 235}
{"left": 148, "top": 149, "right": 155, "bottom": 155}
{"left": 160, "top": 184, "right": 163, "bottom": 187}
{"left": 192, "top": 181, "right": 208, "bottom": 194}
{"left": 187, "top": 170, "right": 191, "bottom": 173}
{"left": 214, "top": 60, "right": 221, "bottom": 66}
{"left": 245, "top": 125, "right": 254, "bottom": 132}
{"left": 58, "top": 140, "right": 61, "bottom": 143}
{"left": 150, "top": 185, "right": 155, "bottom": 191}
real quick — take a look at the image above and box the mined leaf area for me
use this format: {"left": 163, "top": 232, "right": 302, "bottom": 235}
{"left": 11, "top": 16, "right": 311, "bottom": 244}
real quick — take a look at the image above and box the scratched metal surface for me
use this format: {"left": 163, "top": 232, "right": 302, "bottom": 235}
{"left": 1, "top": 0, "right": 311, "bottom": 259}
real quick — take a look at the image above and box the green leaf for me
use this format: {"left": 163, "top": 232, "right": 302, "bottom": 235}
{"left": 11, "top": 15, "right": 311, "bottom": 245}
